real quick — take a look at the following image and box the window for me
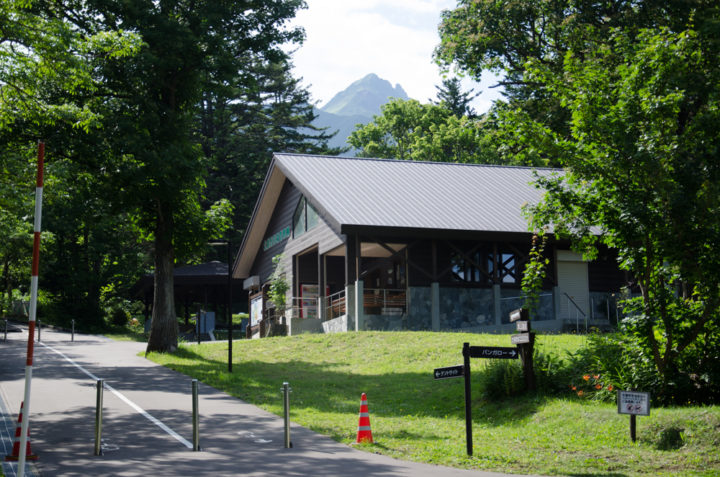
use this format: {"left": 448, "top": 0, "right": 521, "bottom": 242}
{"left": 450, "top": 247, "right": 520, "bottom": 286}
{"left": 451, "top": 250, "right": 492, "bottom": 285}
{"left": 292, "top": 196, "right": 320, "bottom": 238}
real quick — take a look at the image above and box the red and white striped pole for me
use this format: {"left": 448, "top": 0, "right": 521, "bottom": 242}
{"left": 18, "top": 141, "right": 44, "bottom": 477}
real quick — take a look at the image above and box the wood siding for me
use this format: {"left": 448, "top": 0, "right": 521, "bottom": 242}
{"left": 250, "top": 179, "right": 343, "bottom": 286}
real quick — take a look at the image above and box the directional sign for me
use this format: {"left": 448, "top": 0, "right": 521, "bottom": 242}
{"left": 509, "top": 308, "right": 529, "bottom": 323}
{"left": 516, "top": 320, "right": 529, "bottom": 332}
{"left": 434, "top": 365, "right": 465, "bottom": 379}
{"left": 467, "top": 346, "right": 518, "bottom": 359}
{"left": 511, "top": 333, "right": 531, "bottom": 344}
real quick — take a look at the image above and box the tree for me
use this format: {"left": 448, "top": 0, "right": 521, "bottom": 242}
{"left": 528, "top": 27, "right": 720, "bottom": 402}
{"left": 201, "top": 56, "right": 342, "bottom": 246}
{"left": 433, "top": 77, "right": 479, "bottom": 118}
{"left": 438, "top": 0, "right": 720, "bottom": 402}
{"left": 348, "top": 98, "right": 488, "bottom": 163}
{"left": 76, "top": 0, "right": 308, "bottom": 352}
{"left": 0, "top": 1, "right": 141, "bottom": 323}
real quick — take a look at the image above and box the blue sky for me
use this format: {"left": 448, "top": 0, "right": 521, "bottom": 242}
{"left": 288, "top": 0, "right": 502, "bottom": 113}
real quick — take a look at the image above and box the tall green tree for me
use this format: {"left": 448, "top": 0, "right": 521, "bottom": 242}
{"left": 201, "top": 56, "right": 341, "bottom": 245}
{"left": 74, "top": 0, "right": 310, "bottom": 352}
{"left": 437, "top": 0, "right": 720, "bottom": 402}
{"left": 433, "top": 77, "right": 479, "bottom": 118}
{"left": 0, "top": 1, "right": 141, "bottom": 322}
{"left": 527, "top": 27, "right": 720, "bottom": 402}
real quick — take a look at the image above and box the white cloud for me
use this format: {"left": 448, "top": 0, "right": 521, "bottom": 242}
{"left": 288, "top": 0, "right": 503, "bottom": 112}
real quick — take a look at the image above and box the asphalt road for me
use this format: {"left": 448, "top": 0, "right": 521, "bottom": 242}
{"left": 0, "top": 324, "right": 545, "bottom": 477}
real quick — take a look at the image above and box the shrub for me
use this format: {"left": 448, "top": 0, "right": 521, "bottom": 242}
{"left": 478, "top": 359, "right": 525, "bottom": 401}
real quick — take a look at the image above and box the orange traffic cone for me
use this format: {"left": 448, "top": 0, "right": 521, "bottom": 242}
{"left": 356, "top": 392, "right": 373, "bottom": 443}
{"left": 5, "top": 402, "right": 38, "bottom": 461}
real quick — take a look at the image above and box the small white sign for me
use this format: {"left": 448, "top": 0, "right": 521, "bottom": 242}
{"left": 516, "top": 320, "right": 529, "bottom": 332}
{"left": 511, "top": 333, "right": 530, "bottom": 344}
{"left": 618, "top": 391, "right": 651, "bottom": 416}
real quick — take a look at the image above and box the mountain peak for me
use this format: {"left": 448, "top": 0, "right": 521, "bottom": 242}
{"left": 320, "top": 73, "right": 409, "bottom": 117}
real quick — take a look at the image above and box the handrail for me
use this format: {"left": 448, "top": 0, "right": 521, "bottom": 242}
{"left": 563, "top": 292, "right": 586, "bottom": 317}
{"left": 563, "top": 292, "right": 587, "bottom": 333}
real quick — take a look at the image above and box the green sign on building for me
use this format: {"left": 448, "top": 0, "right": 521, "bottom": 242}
{"left": 263, "top": 226, "right": 291, "bottom": 251}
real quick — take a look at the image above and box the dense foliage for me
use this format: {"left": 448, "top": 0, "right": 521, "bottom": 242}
{"left": 0, "top": 1, "right": 338, "bottom": 344}
{"left": 437, "top": 0, "right": 720, "bottom": 403}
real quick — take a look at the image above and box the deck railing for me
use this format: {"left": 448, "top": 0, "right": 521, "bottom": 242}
{"left": 324, "top": 289, "right": 346, "bottom": 320}
{"left": 363, "top": 288, "right": 406, "bottom": 315}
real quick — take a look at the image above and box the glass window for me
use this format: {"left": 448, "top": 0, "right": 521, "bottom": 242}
{"left": 293, "top": 197, "right": 306, "bottom": 238}
{"left": 292, "top": 196, "right": 320, "bottom": 238}
{"left": 306, "top": 201, "right": 319, "bottom": 231}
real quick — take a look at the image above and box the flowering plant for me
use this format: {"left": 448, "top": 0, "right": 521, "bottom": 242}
{"left": 570, "top": 373, "right": 615, "bottom": 401}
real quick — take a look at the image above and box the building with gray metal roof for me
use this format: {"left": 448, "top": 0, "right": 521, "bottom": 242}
{"left": 234, "top": 153, "right": 626, "bottom": 337}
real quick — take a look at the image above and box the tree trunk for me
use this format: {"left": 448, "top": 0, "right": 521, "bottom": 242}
{"left": 146, "top": 200, "right": 178, "bottom": 353}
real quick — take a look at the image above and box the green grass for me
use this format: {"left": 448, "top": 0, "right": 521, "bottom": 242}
{"left": 146, "top": 331, "right": 720, "bottom": 476}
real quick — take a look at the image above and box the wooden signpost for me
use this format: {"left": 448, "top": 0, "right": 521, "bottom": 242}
{"left": 510, "top": 308, "right": 535, "bottom": 392}
{"left": 435, "top": 308, "right": 535, "bottom": 456}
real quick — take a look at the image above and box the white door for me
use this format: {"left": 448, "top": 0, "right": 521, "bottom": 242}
{"left": 556, "top": 251, "right": 590, "bottom": 320}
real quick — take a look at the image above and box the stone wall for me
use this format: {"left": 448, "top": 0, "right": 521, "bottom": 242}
{"left": 439, "top": 287, "right": 494, "bottom": 329}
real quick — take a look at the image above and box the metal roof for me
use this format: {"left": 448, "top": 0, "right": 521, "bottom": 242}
{"left": 274, "top": 153, "right": 559, "bottom": 234}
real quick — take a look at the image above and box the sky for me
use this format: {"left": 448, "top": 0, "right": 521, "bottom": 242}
{"left": 287, "top": 0, "right": 503, "bottom": 114}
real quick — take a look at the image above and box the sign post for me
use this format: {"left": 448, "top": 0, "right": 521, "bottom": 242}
{"left": 618, "top": 391, "right": 650, "bottom": 442}
{"left": 509, "top": 308, "right": 535, "bottom": 391}
{"left": 435, "top": 343, "right": 521, "bottom": 456}
{"left": 462, "top": 343, "right": 473, "bottom": 456}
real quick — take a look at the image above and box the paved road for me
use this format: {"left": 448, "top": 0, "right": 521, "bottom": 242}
{"left": 1, "top": 324, "right": 545, "bottom": 477}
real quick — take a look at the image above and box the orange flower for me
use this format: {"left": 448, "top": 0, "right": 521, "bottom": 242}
{"left": 595, "top": 384, "right": 602, "bottom": 390}
{"left": 583, "top": 375, "right": 590, "bottom": 381}
{"left": 607, "top": 385, "right": 614, "bottom": 391}
{"left": 571, "top": 385, "right": 577, "bottom": 391}
{"left": 577, "top": 390, "right": 584, "bottom": 397}
{"left": 593, "top": 375, "right": 600, "bottom": 380}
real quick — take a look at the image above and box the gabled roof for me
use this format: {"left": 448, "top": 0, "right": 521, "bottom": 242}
{"left": 233, "top": 153, "right": 560, "bottom": 278}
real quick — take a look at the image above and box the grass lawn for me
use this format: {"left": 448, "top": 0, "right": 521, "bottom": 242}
{"left": 146, "top": 331, "right": 720, "bottom": 476}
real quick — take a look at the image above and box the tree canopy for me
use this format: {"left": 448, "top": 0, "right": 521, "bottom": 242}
{"left": 437, "top": 0, "right": 720, "bottom": 402}
{"left": 1, "top": 0, "right": 338, "bottom": 351}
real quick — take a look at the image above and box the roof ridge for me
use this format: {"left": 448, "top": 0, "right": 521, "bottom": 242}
{"left": 272, "top": 152, "right": 561, "bottom": 172}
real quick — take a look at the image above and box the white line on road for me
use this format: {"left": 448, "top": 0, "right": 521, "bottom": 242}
{"left": 39, "top": 342, "right": 193, "bottom": 449}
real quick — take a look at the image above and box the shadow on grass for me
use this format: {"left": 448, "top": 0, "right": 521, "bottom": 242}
{"left": 154, "top": 345, "right": 547, "bottom": 427}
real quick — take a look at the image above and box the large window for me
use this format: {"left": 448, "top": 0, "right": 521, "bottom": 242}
{"left": 450, "top": 248, "right": 520, "bottom": 286}
{"left": 293, "top": 196, "right": 320, "bottom": 238}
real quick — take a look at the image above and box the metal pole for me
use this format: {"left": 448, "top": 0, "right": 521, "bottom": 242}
{"left": 282, "top": 382, "right": 292, "bottom": 448}
{"left": 95, "top": 379, "right": 104, "bottom": 456}
{"left": 18, "top": 141, "right": 45, "bottom": 477}
{"left": 4, "top": 319, "right": 7, "bottom": 341}
{"left": 462, "top": 342, "right": 472, "bottom": 456}
{"left": 71, "top": 319, "right": 75, "bottom": 342}
{"left": 227, "top": 241, "right": 233, "bottom": 373}
{"left": 630, "top": 414, "right": 637, "bottom": 442}
{"left": 37, "top": 320, "right": 41, "bottom": 342}
{"left": 192, "top": 379, "right": 200, "bottom": 451}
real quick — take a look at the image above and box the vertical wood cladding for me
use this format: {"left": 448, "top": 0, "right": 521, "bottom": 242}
{"left": 250, "top": 179, "right": 343, "bottom": 285}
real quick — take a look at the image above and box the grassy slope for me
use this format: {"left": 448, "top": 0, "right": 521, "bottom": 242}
{"left": 147, "top": 332, "right": 720, "bottom": 476}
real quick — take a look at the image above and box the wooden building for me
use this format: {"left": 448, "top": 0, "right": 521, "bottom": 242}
{"left": 233, "top": 154, "right": 626, "bottom": 336}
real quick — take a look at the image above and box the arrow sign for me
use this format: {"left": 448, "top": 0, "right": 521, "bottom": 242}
{"left": 434, "top": 365, "right": 465, "bottom": 379}
{"left": 467, "top": 346, "right": 518, "bottom": 359}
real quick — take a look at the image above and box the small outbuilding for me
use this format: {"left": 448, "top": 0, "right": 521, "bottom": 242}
{"left": 233, "top": 153, "right": 626, "bottom": 336}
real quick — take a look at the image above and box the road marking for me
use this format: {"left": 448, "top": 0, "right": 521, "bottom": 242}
{"left": 39, "top": 342, "right": 193, "bottom": 449}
